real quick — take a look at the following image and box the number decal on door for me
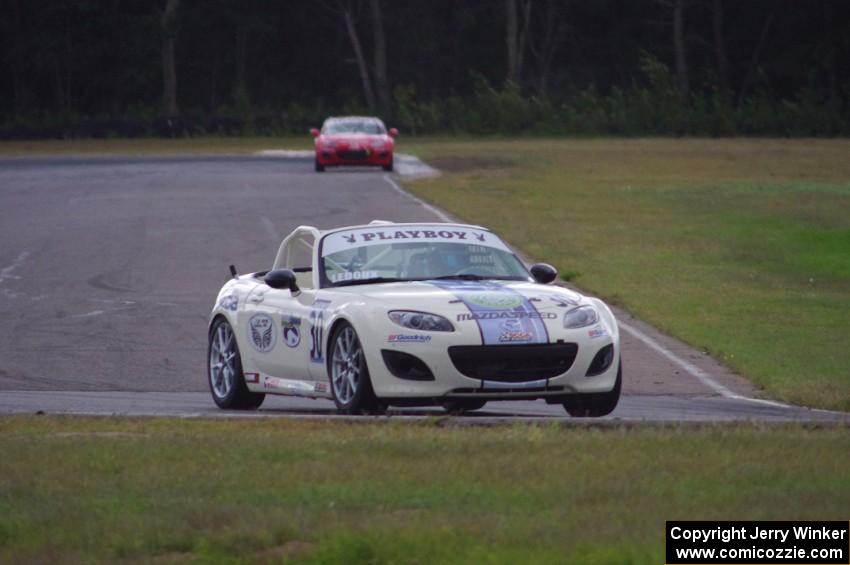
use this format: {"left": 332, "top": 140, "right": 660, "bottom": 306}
{"left": 309, "top": 300, "right": 332, "bottom": 363}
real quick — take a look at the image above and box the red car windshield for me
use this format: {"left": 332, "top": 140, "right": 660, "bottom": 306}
{"left": 323, "top": 120, "right": 385, "bottom": 135}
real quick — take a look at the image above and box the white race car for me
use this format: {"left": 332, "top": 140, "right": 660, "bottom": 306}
{"left": 208, "top": 221, "right": 621, "bottom": 416}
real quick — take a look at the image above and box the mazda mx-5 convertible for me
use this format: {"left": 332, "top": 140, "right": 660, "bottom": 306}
{"left": 310, "top": 116, "right": 397, "bottom": 172}
{"left": 208, "top": 221, "right": 622, "bottom": 416}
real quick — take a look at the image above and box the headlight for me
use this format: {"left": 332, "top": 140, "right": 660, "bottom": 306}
{"left": 322, "top": 139, "right": 337, "bottom": 149}
{"left": 371, "top": 140, "right": 386, "bottom": 150}
{"left": 388, "top": 310, "right": 454, "bottom": 332}
{"left": 563, "top": 305, "right": 599, "bottom": 329}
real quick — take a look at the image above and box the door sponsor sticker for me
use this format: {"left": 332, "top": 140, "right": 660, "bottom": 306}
{"left": 281, "top": 314, "right": 301, "bottom": 348}
{"left": 248, "top": 313, "right": 275, "bottom": 353}
{"left": 218, "top": 292, "right": 239, "bottom": 311}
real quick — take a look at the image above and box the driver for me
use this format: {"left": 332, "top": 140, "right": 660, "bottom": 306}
{"left": 440, "top": 244, "right": 471, "bottom": 274}
{"left": 404, "top": 244, "right": 471, "bottom": 278}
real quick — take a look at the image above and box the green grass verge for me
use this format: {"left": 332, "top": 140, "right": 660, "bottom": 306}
{"left": 0, "top": 416, "right": 848, "bottom": 564}
{"left": 400, "top": 138, "right": 850, "bottom": 411}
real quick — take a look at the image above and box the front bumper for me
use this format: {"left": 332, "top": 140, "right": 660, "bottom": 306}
{"left": 316, "top": 148, "right": 392, "bottom": 167}
{"left": 364, "top": 333, "right": 620, "bottom": 400}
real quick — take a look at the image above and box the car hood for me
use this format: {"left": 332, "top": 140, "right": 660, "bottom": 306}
{"left": 321, "top": 133, "right": 389, "bottom": 143}
{"left": 333, "top": 280, "right": 585, "bottom": 312}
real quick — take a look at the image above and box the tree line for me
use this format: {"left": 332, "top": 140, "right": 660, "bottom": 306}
{"left": 2, "top": 0, "right": 848, "bottom": 138}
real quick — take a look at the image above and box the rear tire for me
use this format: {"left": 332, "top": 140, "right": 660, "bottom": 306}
{"left": 442, "top": 399, "right": 487, "bottom": 415}
{"left": 562, "top": 359, "right": 621, "bottom": 417}
{"left": 315, "top": 158, "right": 325, "bottom": 172}
{"left": 328, "top": 322, "right": 380, "bottom": 414}
{"left": 208, "top": 318, "right": 265, "bottom": 410}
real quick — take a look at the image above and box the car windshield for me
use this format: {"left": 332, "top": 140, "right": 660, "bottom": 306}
{"left": 323, "top": 120, "right": 385, "bottom": 135}
{"left": 320, "top": 226, "right": 531, "bottom": 286}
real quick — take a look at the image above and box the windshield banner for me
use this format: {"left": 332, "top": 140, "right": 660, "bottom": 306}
{"left": 322, "top": 226, "right": 511, "bottom": 256}
{"left": 429, "top": 280, "right": 551, "bottom": 345}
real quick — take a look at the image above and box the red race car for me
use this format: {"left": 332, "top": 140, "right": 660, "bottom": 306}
{"left": 311, "top": 116, "right": 398, "bottom": 173}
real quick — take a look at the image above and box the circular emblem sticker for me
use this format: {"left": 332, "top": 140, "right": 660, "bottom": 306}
{"left": 248, "top": 313, "right": 276, "bottom": 353}
{"left": 465, "top": 292, "right": 523, "bottom": 310}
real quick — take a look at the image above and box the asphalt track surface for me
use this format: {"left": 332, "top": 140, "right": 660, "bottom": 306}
{"left": 0, "top": 154, "right": 847, "bottom": 423}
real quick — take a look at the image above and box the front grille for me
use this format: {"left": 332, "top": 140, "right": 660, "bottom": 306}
{"left": 448, "top": 343, "right": 578, "bottom": 382}
{"left": 337, "top": 149, "right": 369, "bottom": 160}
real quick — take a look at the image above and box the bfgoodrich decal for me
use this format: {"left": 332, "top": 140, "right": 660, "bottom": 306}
{"left": 388, "top": 334, "right": 432, "bottom": 343}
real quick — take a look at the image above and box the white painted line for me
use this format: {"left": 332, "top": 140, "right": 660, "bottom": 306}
{"left": 383, "top": 174, "right": 454, "bottom": 223}
{"left": 72, "top": 310, "right": 106, "bottom": 318}
{"left": 0, "top": 251, "right": 30, "bottom": 283}
{"left": 618, "top": 320, "right": 792, "bottom": 409}
{"left": 260, "top": 216, "right": 279, "bottom": 241}
{"left": 255, "top": 150, "right": 313, "bottom": 158}
{"left": 0, "top": 251, "right": 30, "bottom": 299}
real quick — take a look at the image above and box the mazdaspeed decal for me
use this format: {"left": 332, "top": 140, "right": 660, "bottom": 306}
{"left": 248, "top": 313, "right": 275, "bottom": 353}
{"left": 457, "top": 311, "right": 556, "bottom": 321}
{"left": 430, "top": 280, "right": 550, "bottom": 346}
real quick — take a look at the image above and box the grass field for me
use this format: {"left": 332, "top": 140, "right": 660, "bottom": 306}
{"left": 400, "top": 138, "right": 850, "bottom": 411}
{"left": 0, "top": 416, "right": 847, "bottom": 564}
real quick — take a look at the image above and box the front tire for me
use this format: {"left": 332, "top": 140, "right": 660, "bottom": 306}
{"left": 315, "top": 158, "right": 325, "bottom": 172}
{"left": 208, "top": 318, "right": 265, "bottom": 409}
{"left": 562, "top": 359, "right": 621, "bottom": 417}
{"left": 329, "top": 322, "right": 379, "bottom": 414}
{"left": 382, "top": 157, "right": 393, "bottom": 172}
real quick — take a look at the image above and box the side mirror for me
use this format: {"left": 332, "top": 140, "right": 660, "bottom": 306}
{"left": 309, "top": 128, "right": 320, "bottom": 138}
{"left": 388, "top": 127, "right": 398, "bottom": 137}
{"left": 265, "top": 269, "right": 299, "bottom": 292}
{"left": 530, "top": 263, "right": 557, "bottom": 284}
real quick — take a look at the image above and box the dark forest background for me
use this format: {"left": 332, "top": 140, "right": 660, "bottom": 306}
{"left": 2, "top": 0, "right": 849, "bottom": 139}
